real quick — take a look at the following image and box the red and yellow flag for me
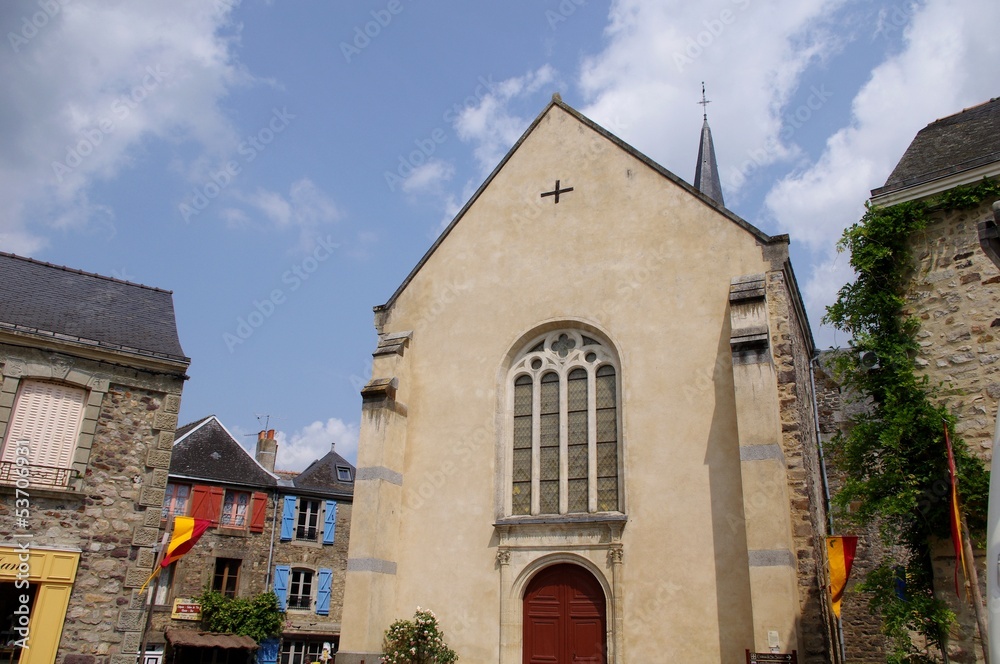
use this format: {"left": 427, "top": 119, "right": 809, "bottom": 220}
{"left": 944, "top": 422, "right": 967, "bottom": 597}
{"left": 827, "top": 535, "right": 858, "bottom": 618}
{"left": 139, "top": 516, "right": 212, "bottom": 593}
{"left": 162, "top": 516, "right": 212, "bottom": 568}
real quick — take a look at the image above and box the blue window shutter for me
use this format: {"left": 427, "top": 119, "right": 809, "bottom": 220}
{"left": 316, "top": 568, "right": 332, "bottom": 616}
{"left": 323, "top": 500, "right": 337, "bottom": 544}
{"left": 280, "top": 495, "right": 296, "bottom": 541}
{"left": 273, "top": 565, "right": 290, "bottom": 611}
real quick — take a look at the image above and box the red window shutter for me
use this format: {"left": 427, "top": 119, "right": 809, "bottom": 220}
{"left": 190, "top": 485, "right": 223, "bottom": 526}
{"left": 249, "top": 492, "right": 268, "bottom": 533}
{"left": 207, "top": 487, "right": 223, "bottom": 527}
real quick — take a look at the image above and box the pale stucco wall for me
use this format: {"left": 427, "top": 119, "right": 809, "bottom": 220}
{"left": 341, "top": 104, "right": 815, "bottom": 663}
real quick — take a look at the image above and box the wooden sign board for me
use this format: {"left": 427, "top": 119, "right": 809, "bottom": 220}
{"left": 171, "top": 598, "right": 202, "bottom": 621}
{"left": 746, "top": 650, "right": 797, "bottom": 663}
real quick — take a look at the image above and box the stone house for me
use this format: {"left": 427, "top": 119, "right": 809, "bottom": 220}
{"left": 826, "top": 97, "right": 1000, "bottom": 662}
{"left": 0, "top": 252, "right": 190, "bottom": 664}
{"left": 874, "top": 96, "right": 999, "bottom": 664}
{"left": 337, "top": 97, "right": 835, "bottom": 663}
{"left": 149, "top": 415, "right": 354, "bottom": 664}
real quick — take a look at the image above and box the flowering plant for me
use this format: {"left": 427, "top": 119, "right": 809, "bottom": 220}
{"left": 381, "top": 607, "right": 458, "bottom": 664}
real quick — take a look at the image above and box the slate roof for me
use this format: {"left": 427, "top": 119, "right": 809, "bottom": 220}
{"left": 170, "top": 416, "right": 277, "bottom": 488}
{"left": 293, "top": 448, "right": 356, "bottom": 497}
{"left": 694, "top": 118, "right": 725, "bottom": 206}
{"left": 0, "top": 252, "right": 188, "bottom": 363}
{"left": 872, "top": 97, "right": 1000, "bottom": 197}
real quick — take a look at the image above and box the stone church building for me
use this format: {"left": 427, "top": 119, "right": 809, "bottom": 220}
{"left": 337, "top": 97, "right": 835, "bottom": 663}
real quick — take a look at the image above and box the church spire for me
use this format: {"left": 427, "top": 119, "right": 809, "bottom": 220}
{"left": 694, "top": 82, "right": 725, "bottom": 207}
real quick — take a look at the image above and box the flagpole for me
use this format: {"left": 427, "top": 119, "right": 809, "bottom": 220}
{"left": 138, "top": 530, "right": 171, "bottom": 664}
{"left": 961, "top": 514, "right": 989, "bottom": 663}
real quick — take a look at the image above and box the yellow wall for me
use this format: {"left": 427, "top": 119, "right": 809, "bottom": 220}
{"left": 0, "top": 545, "right": 79, "bottom": 664}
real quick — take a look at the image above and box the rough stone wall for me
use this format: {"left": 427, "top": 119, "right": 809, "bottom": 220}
{"left": 813, "top": 359, "right": 891, "bottom": 663}
{"left": 0, "top": 344, "right": 185, "bottom": 664}
{"left": 903, "top": 198, "right": 998, "bottom": 663}
{"left": 149, "top": 493, "right": 353, "bottom": 646}
{"left": 765, "top": 267, "right": 836, "bottom": 663}
{"left": 276, "top": 500, "right": 352, "bottom": 638}
{"left": 149, "top": 493, "right": 277, "bottom": 641}
{"left": 905, "top": 199, "right": 1000, "bottom": 459}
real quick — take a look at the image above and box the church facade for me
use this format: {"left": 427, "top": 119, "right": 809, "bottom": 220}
{"left": 337, "top": 97, "right": 835, "bottom": 663}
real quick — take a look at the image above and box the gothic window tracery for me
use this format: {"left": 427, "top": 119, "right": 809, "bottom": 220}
{"left": 508, "top": 330, "right": 621, "bottom": 516}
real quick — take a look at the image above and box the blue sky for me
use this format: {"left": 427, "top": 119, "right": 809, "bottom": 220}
{"left": 2, "top": 0, "right": 998, "bottom": 468}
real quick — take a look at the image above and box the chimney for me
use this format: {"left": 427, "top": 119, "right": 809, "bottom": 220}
{"left": 255, "top": 429, "right": 277, "bottom": 473}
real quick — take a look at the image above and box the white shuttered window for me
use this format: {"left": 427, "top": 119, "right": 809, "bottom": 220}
{"left": 2, "top": 380, "right": 86, "bottom": 469}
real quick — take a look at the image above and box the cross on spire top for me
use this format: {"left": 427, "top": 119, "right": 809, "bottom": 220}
{"left": 698, "top": 82, "right": 712, "bottom": 121}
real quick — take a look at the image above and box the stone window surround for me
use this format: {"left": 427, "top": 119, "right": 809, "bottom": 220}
{"left": 294, "top": 498, "right": 322, "bottom": 542}
{"left": 213, "top": 557, "right": 242, "bottom": 598}
{"left": 501, "top": 326, "right": 625, "bottom": 518}
{"left": 162, "top": 482, "right": 191, "bottom": 522}
{"left": 287, "top": 566, "right": 316, "bottom": 611}
{"left": 0, "top": 363, "right": 109, "bottom": 493}
{"left": 220, "top": 489, "right": 251, "bottom": 529}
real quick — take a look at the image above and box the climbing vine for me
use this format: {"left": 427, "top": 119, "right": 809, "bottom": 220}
{"left": 194, "top": 590, "right": 285, "bottom": 643}
{"left": 824, "top": 178, "right": 997, "bottom": 662}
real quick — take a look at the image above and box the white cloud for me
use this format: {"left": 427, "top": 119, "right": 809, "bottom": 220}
{"left": 275, "top": 418, "right": 359, "bottom": 471}
{"left": 0, "top": 0, "right": 250, "bottom": 253}
{"left": 402, "top": 159, "right": 455, "bottom": 194}
{"left": 454, "top": 64, "right": 558, "bottom": 172}
{"left": 239, "top": 178, "right": 340, "bottom": 247}
{"left": 577, "top": 0, "right": 846, "bottom": 198}
{"left": 764, "top": 0, "right": 1000, "bottom": 345}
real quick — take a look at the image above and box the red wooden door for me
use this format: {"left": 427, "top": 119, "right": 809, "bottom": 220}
{"left": 523, "top": 563, "right": 607, "bottom": 664}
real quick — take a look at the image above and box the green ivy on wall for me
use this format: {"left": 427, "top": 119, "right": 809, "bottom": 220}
{"left": 194, "top": 589, "right": 286, "bottom": 643}
{"left": 824, "top": 178, "right": 998, "bottom": 663}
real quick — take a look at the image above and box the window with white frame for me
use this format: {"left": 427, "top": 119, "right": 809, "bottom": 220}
{"left": 161, "top": 483, "right": 190, "bottom": 521}
{"left": 0, "top": 380, "right": 86, "bottom": 487}
{"left": 295, "top": 499, "right": 320, "bottom": 540}
{"left": 287, "top": 569, "right": 313, "bottom": 609}
{"left": 336, "top": 465, "right": 352, "bottom": 482}
{"left": 508, "top": 330, "right": 621, "bottom": 516}
{"left": 220, "top": 490, "right": 249, "bottom": 528}
{"left": 281, "top": 639, "right": 331, "bottom": 664}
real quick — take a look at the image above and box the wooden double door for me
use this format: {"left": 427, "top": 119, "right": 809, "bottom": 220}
{"left": 523, "top": 563, "right": 607, "bottom": 664}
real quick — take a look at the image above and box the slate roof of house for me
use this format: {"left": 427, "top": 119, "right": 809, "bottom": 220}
{"left": 872, "top": 97, "right": 1000, "bottom": 197}
{"left": 170, "top": 416, "right": 277, "bottom": 488}
{"left": 293, "top": 448, "right": 356, "bottom": 497}
{"left": 0, "top": 252, "right": 189, "bottom": 364}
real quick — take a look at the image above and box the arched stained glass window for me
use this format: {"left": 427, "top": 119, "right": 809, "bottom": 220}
{"left": 508, "top": 330, "right": 621, "bottom": 516}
